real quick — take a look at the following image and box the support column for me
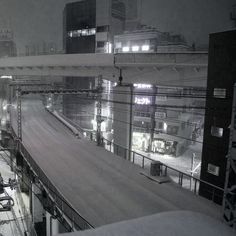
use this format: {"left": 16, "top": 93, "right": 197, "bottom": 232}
{"left": 46, "top": 212, "right": 60, "bottom": 236}
{"left": 31, "top": 183, "right": 46, "bottom": 236}
{"left": 113, "top": 85, "right": 133, "bottom": 159}
{"left": 148, "top": 86, "right": 157, "bottom": 152}
{"left": 96, "top": 76, "right": 103, "bottom": 146}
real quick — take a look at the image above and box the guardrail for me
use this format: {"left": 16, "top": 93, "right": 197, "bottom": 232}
{"left": 10, "top": 128, "right": 94, "bottom": 231}
{"left": 96, "top": 137, "right": 223, "bottom": 203}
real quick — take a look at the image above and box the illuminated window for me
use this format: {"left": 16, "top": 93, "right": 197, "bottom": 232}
{"left": 67, "top": 28, "right": 96, "bottom": 38}
{"left": 122, "top": 46, "right": 130, "bottom": 52}
{"left": 115, "top": 42, "right": 122, "bottom": 48}
{"left": 132, "top": 45, "right": 139, "bottom": 52}
{"left": 142, "top": 45, "right": 150, "bottom": 51}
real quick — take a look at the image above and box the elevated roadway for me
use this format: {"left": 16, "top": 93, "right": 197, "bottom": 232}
{"left": 0, "top": 52, "right": 208, "bottom": 86}
{"left": 12, "top": 96, "right": 220, "bottom": 228}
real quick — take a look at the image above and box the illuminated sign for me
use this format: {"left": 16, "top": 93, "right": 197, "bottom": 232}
{"left": 135, "top": 97, "right": 151, "bottom": 105}
{"left": 133, "top": 84, "right": 152, "bottom": 89}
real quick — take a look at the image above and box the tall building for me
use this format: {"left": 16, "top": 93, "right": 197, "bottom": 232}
{"left": 199, "top": 30, "right": 236, "bottom": 204}
{"left": 122, "top": 0, "right": 141, "bottom": 30}
{"left": 63, "top": 0, "right": 126, "bottom": 54}
{"left": 0, "top": 28, "right": 16, "bottom": 57}
{"left": 63, "top": 0, "right": 126, "bottom": 129}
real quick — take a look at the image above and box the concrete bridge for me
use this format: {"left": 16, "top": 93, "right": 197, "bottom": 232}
{"left": 0, "top": 52, "right": 208, "bottom": 86}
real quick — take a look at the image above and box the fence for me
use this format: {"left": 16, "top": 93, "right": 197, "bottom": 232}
{"left": 10, "top": 128, "right": 93, "bottom": 231}
{"left": 49, "top": 111, "right": 224, "bottom": 203}
{"left": 85, "top": 133, "right": 224, "bottom": 203}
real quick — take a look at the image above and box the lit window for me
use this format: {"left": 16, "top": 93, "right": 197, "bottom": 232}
{"left": 122, "top": 46, "right": 130, "bottom": 52}
{"left": 211, "top": 126, "right": 223, "bottom": 137}
{"left": 142, "top": 45, "right": 150, "bottom": 51}
{"left": 67, "top": 28, "right": 96, "bottom": 38}
{"left": 132, "top": 45, "right": 139, "bottom": 52}
{"left": 81, "top": 29, "right": 88, "bottom": 36}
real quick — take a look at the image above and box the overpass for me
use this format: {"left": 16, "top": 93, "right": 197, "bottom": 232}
{"left": 0, "top": 52, "right": 208, "bottom": 86}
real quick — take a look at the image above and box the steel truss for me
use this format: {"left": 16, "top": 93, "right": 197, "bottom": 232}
{"left": 223, "top": 84, "right": 236, "bottom": 229}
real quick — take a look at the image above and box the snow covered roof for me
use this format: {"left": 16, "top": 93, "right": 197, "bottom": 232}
{"left": 55, "top": 211, "right": 235, "bottom": 236}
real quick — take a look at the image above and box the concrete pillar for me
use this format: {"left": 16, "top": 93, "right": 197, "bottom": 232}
{"left": 148, "top": 86, "right": 157, "bottom": 152}
{"left": 46, "top": 212, "right": 60, "bottom": 236}
{"left": 113, "top": 85, "right": 133, "bottom": 159}
{"left": 31, "top": 183, "right": 46, "bottom": 235}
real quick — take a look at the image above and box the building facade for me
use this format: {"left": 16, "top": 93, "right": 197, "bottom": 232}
{"left": 63, "top": 0, "right": 126, "bottom": 130}
{"left": 114, "top": 28, "right": 189, "bottom": 53}
{"left": 199, "top": 30, "right": 236, "bottom": 204}
{"left": 132, "top": 84, "right": 205, "bottom": 156}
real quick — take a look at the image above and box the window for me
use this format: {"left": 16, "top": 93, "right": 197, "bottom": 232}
{"left": 167, "top": 125, "right": 179, "bottom": 135}
{"left": 97, "top": 41, "right": 105, "bottom": 48}
{"left": 96, "top": 25, "right": 109, "bottom": 32}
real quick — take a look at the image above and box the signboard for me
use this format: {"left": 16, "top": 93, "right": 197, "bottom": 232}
{"left": 207, "top": 163, "right": 220, "bottom": 176}
{"left": 155, "top": 112, "right": 166, "bottom": 119}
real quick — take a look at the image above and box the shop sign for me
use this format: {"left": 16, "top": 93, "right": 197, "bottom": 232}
{"left": 156, "top": 95, "right": 167, "bottom": 102}
{"left": 155, "top": 112, "right": 166, "bottom": 119}
{"left": 134, "top": 97, "right": 151, "bottom": 105}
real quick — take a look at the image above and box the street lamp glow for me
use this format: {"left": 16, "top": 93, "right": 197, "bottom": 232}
{"left": 132, "top": 45, "right": 139, "bottom": 52}
{"left": 122, "top": 46, "right": 130, "bottom": 52}
{"left": 141, "top": 45, "right": 150, "bottom": 51}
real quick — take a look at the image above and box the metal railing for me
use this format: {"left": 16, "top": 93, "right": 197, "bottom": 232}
{"left": 49, "top": 110, "right": 224, "bottom": 203}
{"left": 86, "top": 133, "right": 224, "bottom": 203}
{"left": 0, "top": 150, "right": 37, "bottom": 236}
{"left": 10, "top": 128, "right": 93, "bottom": 231}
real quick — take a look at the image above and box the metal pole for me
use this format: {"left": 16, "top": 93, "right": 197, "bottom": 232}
{"left": 16, "top": 87, "right": 22, "bottom": 141}
{"left": 96, "top": 76, "right": 103, "bottom": 146}
{"left": 149, "top": 85, "right": 156, "bottom": 152}
{"left": 128, "top": 85, "right": 133, "bottom": 160}
{"left": 223, "top": 83, "right": 236, "bottom": 228}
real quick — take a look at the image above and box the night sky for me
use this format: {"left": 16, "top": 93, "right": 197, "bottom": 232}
{"left": 0, "top": 0, "right": 235, "bottom": 54}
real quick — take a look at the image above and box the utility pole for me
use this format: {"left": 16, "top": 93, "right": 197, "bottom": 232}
{"left": 16, "top": 86, "right": 22, "bottom": 141}
{"left": 223, "top": 83, "right": 236, "bottom": 229}
{"left": 96, "top": 76, "right": 103, "bottom": 146}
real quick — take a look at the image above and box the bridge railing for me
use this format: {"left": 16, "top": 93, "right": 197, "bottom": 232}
{"left": 89, "top": 135, "right": 224, "bottom": 204}
{"left": 47, "top": 110, "right": 224, "bottom": 204}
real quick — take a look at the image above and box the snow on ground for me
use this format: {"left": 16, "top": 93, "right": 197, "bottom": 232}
{"left": 0, "top": 150, "right": 29, "bottom": 236}
{"left": 55, "top": 211, "right": 235, "bottom": 236}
